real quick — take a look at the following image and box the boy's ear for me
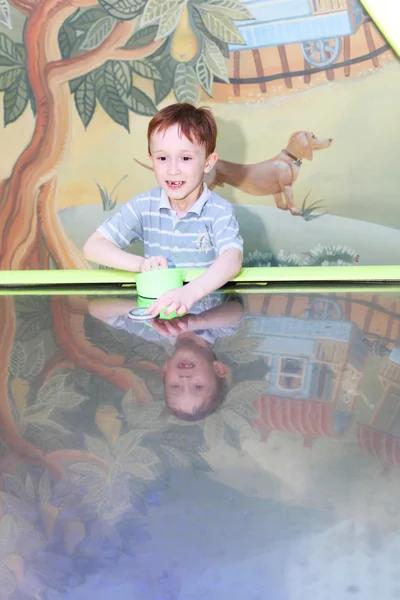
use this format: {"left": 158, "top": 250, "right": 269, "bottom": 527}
{"left": 204, "top": 152, "right": 218, "bottom": 173}
{"left": 162, "top": 361, "right": 169, "bottom": 377}
{"left": 213, "top": 361, "right": 231, "bottom": 383}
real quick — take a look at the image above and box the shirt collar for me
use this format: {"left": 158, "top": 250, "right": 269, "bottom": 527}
{"left": 159, "top": 183, "right": 211, "bottom": 216}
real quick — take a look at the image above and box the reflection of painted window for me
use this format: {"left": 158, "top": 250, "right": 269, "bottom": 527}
{"left": 308, "top": 298, "right": 343, "bottom": 320}
{"left": 264, "top": 355, "right": 272, "bottom": 382}
{"left": 278, "top": 357, "right": 306, "bottom": 390}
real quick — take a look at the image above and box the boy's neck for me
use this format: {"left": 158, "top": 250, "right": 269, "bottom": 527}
{"left": 168, "top": 182, "right": 204, "bottom": 217}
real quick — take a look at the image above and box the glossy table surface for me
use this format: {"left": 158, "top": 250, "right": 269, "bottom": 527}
{"left": 1, "top": 284, "right": 400, "bottom": 600}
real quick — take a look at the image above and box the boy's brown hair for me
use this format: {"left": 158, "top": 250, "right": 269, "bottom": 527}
{"left": 147, "top": 103, "right": 217, "bottom": 156}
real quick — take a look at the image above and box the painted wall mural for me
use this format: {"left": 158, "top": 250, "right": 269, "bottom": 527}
{"left": 0, "top": 0, "right": 398, "bottom": 270}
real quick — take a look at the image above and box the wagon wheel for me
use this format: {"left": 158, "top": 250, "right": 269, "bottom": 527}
{"left": 301, "top": 37, "right": 342, "bottom": 67}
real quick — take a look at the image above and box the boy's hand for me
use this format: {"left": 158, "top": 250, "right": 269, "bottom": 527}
{"left": 147, "top": 286, "right": 197, "bottom": 317}
{"left": 140, "top": 256, "right": 168, "bottom": 272}
{"left": 151, "top": 315, "right": 191, "bottom": 337}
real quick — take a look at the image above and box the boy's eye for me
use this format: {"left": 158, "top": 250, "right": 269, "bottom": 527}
{"left": 195, "top": 384, "right": 203, "bottom": 390}
{"left": 158, "top": 156, "right": 167, "bottom": 161}
{"left": 182, "top": 156, "right": 192, "bottom": 161}
{"left": 171, "top": 384, "right": 180, "bottom": 389}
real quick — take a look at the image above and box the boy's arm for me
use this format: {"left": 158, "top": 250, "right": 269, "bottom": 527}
{"left": 187, "top": 205, "right": 243, "bottom": 302}
{"left": 84, "top": 232, "right": 145, "bottom": 271}
{"left": 88, "top": 297, "right": 139, "bottom": 322}
{"left": 185, "top": 248, "right": 242, "bottom": 302}
{"left": 147, "top": 206, "right": 243, "bottom": 316}
{"left": 83, "top": 197, "right": 167, "bottom": 271}
{"left": 148, "top": 248, "right": 242, "bottom": 317}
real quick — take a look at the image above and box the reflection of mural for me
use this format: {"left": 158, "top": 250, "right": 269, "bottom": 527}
{"left": 1, "top": 287, "right": 400, "bottom": 595}
{"left": 251, "top": 312, "right": 368, "bottom": 446}
{"left": 0, "top": 0, "right": 398, "bottom": 271}
{"left": 358, "top": 346, "right": 400, "bottom": 468}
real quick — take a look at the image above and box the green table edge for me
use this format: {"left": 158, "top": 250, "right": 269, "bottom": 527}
{"left": 1, "top": 266, "right": 400, "bottom": 287}
{"left": 360, "top": 0, "right": 400, "bottom": 56}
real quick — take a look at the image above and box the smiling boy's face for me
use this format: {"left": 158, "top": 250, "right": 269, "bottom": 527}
{"left": 149, "top": 123, "right": 218, "bottom": 208}
{"left": 162, "top": 334, "right": 229, "bottom": 419}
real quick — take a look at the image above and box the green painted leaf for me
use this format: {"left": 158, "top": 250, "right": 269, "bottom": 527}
{"left": 153, "top": 54, "right": 176, "bottom": 104}
{"left": 198, "top": 9, "right": 245, "bottom": 44}
{"left": 195, "top": 53, "right": 213, "bottom": 96}
{"left": 58, "top": 24, "right": 77, "bottom": 59}
{"left": 174, "top": 62, "right": 198, "bottom": 104}
{"left": 203, "top": 35, "right": 229, "bottom": 82}
{"left": 24, "top": 341, "right": 45, "bottom": 378}
{"left": 130, "top": 59, "right": 162, "bottom": 80}
{"left": 75, "top": 74, "right": 96, "bottom": 128}
{"left": 94, "top": 62, "right": 130, "bottom": 131}
{"left": 222, "top": 408, "right": 257, "bottom": 439}
{"left": 225, "top": 380, "right": 266, "bottom": 407}
{"left": 121, "top": 85, "right": 158, "bottom": 116}
{"left": 0, "top": 33, "right": 23, "bottom": 66}
{"left": 122, "top": 389, "right": 164, "bottom": 426}
{"left": 141, "top": 0, "right": 185, "bottom": 26}
{"left": 204, "top": 412, "right": 224, "bottom": 448}
{"left": 0, "top": 66, "right": 23, "bottom": 91}
{"left": 111, "top": 60, "right": 132, "bottom": 93}
{"left": 25, "top": 473, "right": 35, "bottom": 502}
{"left": 154, "top": 79, "right": 172, "bottom": 104}
{"left": 156, "top": 5, "right": 184, "bottom": 39}
{"left": 10, "top": 342, "right": 26, "bottom": 378}
{"left": 84, "top": 434, "right": 112, "bottom": 460}
{"left": 192, "top": 7, "right": 229, "bottom": 57}
{"left": 160, "top": 445, "right": 192, "bottom": 469}
{"left": 0, "top": 0, "right": 12, "bottom": 29}
{"left": 3, "top": 73, "right": 29, "bottom": 126}
{"left": 99, "top": 0, "right": 147, "bottom": 20}
{"left": 122, "top": 462, "right": 155, "bottom": 480}
{"left": 125, "top": 24, "right": 158, "bottom": 48}
{"left": 70, "top": 7, "right": 110, "bottom": 31}
{"left": 80, "top": 16, "right": 117, "bottom": 51}
{"left": 196, "top": 0, "right": 254, "bottom": 21}
{"left": 69, "top": 74, "right": 86, "bottom": 93}
{"left": 215, "top": 323, "right": 261, "bottom": 363}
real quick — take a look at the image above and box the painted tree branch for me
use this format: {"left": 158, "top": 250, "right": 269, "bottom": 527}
{"left": 49, "top": 21, "right": 165, "bottom": 84}
{"left": 10, "top": 0, "right": 34, "bottom": 16}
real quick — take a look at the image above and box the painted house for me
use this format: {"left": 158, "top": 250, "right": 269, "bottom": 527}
{"left": 248, "top": 313, "right": 369, "bottom": 447}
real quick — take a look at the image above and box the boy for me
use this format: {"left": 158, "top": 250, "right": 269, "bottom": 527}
{"left": 83, "top": 103, "right": 243, "bottom": 318}
{"left": 88, "top": 295, "right": 245, "bottom": 421}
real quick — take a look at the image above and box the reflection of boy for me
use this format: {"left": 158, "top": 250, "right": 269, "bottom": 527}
{"left": 84, "top": 103, "right": 243, "bottom": 318}
{"left": 89, "top": 297, "right": 244, "bottom": 421}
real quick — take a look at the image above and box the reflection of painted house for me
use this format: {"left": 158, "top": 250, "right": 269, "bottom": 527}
{"left": 230, "top": 0, "right": 365, "bottom": 67}
{"left": 249, "top": 315, "right": 369, "bottom": 447}
{"left": 358, "top": 347, "right": 400, "bottom": 467}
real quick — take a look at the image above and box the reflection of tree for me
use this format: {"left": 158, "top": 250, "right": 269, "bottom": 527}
{"left": 0, "top": 293, "right": 269, "bottom": 598}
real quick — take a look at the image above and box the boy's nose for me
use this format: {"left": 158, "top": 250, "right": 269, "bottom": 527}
{"left": 168, "top": 161, "right": 181, "bottom": 175}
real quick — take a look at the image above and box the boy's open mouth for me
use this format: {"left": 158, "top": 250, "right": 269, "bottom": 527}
{"left": 177, "top": 360, "right": 195, "bottom": 369}
{"left": 166, "top": 181, "right": 185, "bottom": 190}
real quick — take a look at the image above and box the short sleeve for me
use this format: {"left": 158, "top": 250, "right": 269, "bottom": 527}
{"left": 96, "top": 198, "right": 143, "bottom": 249}
{"left": 212, "top": 207, "right": 243, "bottom": 255}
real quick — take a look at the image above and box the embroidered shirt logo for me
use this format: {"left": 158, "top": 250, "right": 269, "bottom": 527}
{"left": 196, "top": 227, "right": 213, "bottom": 251}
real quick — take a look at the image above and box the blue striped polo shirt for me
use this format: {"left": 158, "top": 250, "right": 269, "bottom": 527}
{"left": 96, "top": 183, "right": 243, "bottom": 268}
